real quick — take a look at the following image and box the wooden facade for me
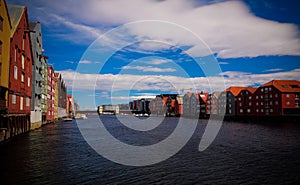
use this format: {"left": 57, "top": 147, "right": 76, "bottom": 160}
{"left": 253, "top": 80, "right": 300, "bottom": 116}
{"left": 29, "top": 22, "right": 43, "bottom": 128}
{"left": 41, "top": 56, "right": 47, "bottom": 123}
{"left": 7, "top": 5, "right": 32, "bottom": 115}
{"left": 206, "top": 92, "right": 221, "bottom": 115}
{"left": 0, "top": 0, "right": 11, "bottom": 113}
{"left": 46, "top": 66, "right": 55, "bottom": 121}
{"left": 236, "top": 88, "right": 257, "bottom": 116}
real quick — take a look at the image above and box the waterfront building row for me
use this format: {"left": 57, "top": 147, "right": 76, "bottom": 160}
{"left": 0, "top": 0, "right": 73, "bottom": 141}
{"left": 130, "top": 80, "right": 300, "bottom": 118}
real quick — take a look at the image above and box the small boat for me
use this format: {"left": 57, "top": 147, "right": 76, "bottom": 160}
{"left": 62, "top": 117, "right": 73, "bottom": 122}
{"left": 75, "top": 113, "right": 88, "bottom": 120}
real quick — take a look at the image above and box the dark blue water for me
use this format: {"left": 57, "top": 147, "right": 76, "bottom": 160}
{"left": 0, "top": 115, "right": 299, "bottom": 184}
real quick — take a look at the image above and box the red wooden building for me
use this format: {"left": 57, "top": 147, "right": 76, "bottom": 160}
{"left": 253, "top": 80, "right": 300, "bottom": 116}
{"left": 46, "top": 65, "right": 55, "bottom": 121}
{"left": 206, "top": 91, "right": 221, "bottom": 116}
{"left": 236, "top": 87, "right": 257, "bottom": 116}
{"left": 67, "top": 94, "right": 74, "bottom": 117}
{"left": 7, "top": 5, "right": 32, "bottom": 115}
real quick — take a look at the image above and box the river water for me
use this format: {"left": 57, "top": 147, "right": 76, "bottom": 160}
{"left": 0, "top": 115, "right": 299, "bottom": 184}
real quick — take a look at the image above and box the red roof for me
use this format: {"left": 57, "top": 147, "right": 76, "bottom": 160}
{"left": 262, "top": 80, "right": 300, "bottom": 93}
{"left": 195, "top": 92, "right": 209, "bottom": 103}
{"left": 246, "top": 87, "right": 257, "bottom": 94}
{"left": 226, "top": 86, "right": 246, "bottom": 96}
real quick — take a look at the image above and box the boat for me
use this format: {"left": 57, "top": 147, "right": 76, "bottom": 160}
{"left": 75, "top": 113, "right": 88, "bottom": 120}
{"left": 62, "top": 117, "right": 73, "bottom": 122}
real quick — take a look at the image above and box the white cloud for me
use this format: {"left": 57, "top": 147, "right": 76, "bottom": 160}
{"left": 15, "top": 0, "right": 300, "bottom": 58}
{"left": 149, "top": 59, "right": 172, "bottom": 65}
{"left": 111, "top": 95, "right": 157, "bottom": 101}
{"left": 263, "top": 68, "right": 283, "bottom": 72}
{"left": 78, "top": 60, "right": 93, "bottom": 64}
{"left": 58, "top": 68, "right": 300, "bottom": 94}
{"left": 122, "top": 65, "right": 176, "bottom": 72}
{"left": 218, "top": 61, "right": 229, "bottom": 65}
{"left": 30, "top": 0, "right": 300, "bottom": 58}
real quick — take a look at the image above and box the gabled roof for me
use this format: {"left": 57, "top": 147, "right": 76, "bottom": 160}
{"left": 184, "top": 92, "right": 193, "bottom": 98}
{"left": 262, "top": 80, "right": 300, "bottom": 93}
{"left": 193, "top": 92, "right": 209, "bottom": 102}
{"left": 209, "top": 91, "right": 222, "bottom": 98}
{"left": 226, "top": 86, "right": 246, "bottom": 96}
{"left": 54, "top": 72, "right": 60, "bottom": 77}
{"left": 246, "top": 87, "right": 257, "bottom": 94}
{"left": 7, "top": 5, "right": 25, "bottom": 36}
{"left": 199, "top": 92, "right": 209, "bottom": 103}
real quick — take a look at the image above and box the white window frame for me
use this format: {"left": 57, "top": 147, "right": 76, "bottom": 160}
{"left": 21, "top": 73, "right": 24, "bottom": 82}
{"left": 26, "top": 97, "right": 30, "bottom": 107}
{"left": 28, "top": 77, "right": 30, "bottom": 87}
{"left": 14, "top": 66, "right": 18, "bottom": 79}
{"left": 12, "top": 95, "right": 16, "bottom": 104}
{"left": 20, "top": 97, "right": 23, "bottom": 110}
{"left": 22, "top": 54, "right": 25, "bottom": 69}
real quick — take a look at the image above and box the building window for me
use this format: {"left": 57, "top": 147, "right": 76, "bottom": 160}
{"left": 12, "top": 95, "right": 16, "bottom": 104}
{"left": 239, "top": 103, "right": 242, "bottom": 106}
{"left": 28, "top": 77, "right": 30, "bottom": 87}
{"left": 0, "top": 41, "right": 2, "bottom": 54}
{"left": 21, "top": 73, "right": 24, "bottom": 82}
{"left": 0, "top": 16, "right": 3, "bottom": 31}
{"left": 275, "top": 94, "right": 278, "bottom": 98}
{"left": 26, "top": 98, "right": 30, "bottom": 107}
{"left": 249, "top": 96, "right": 252, "bottom": 100}
{"left": 256, "top": 102, "right": 258, "bottom": 106}
{"left": 240, "top": 109, "right": 243, "bottom": 113}
{"left": 270, "top": 94, "right": 272, "bottom": 98}
{"left": 238, "top": 97, "right": 241, "bottom": 101}
{"left": 275, "top": 101, "right": 278, "bottom": 105}
{"left": 14, "top": 48, "right": 17, "bottom": 62}
{"left": 269, "top": 87, "right": 272, "bottom": 91}
{"left": 14, "top": 66, "right": 18, "bottom": 79}
{"left": 270, "top": 101, "right": 272, "bottom": 105}
{"left": 260, "top": 95, "right": 263, "bottom": 99}
{"left": 256, "top": 109, "right": 259, "bottom": 112}
{"left": 261, "top": 102, "right": 263, "bottom": 105}
{"left": 22, "top": 55, "right": 25, "bottom": 69}
{"left": 295, "top": 102, "right": 299, "bottom": 107}
{"left": 261, "top": 88, "right": 264, "bottom": 92}
{"left": 249, "top": 102, "right": 252, "bottom": 106}
{"left": 286, "top": 94, "right": 290, "bottom": 98}
{"left": 261, "top": 109, "right": 264, "bottom": 112}
{"left": 20, "top": 97, "right": 23, "bottom": 110}
{"left": 286, "top": 101, "right": 290, "bottom": 105}
{"left": 247, "top": 109, "right": 251, "bottom": 113}
{"left": 270, "top": 109, "right": 273, "bottom": 113}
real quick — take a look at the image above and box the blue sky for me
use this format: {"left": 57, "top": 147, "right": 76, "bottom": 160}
{"left": 7, "top": 0, "right": 300, "bottom": 110}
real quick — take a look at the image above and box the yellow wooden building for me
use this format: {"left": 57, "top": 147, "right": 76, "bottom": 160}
{"left": 0, "top": 0, "right": 11, "bottom": 113}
